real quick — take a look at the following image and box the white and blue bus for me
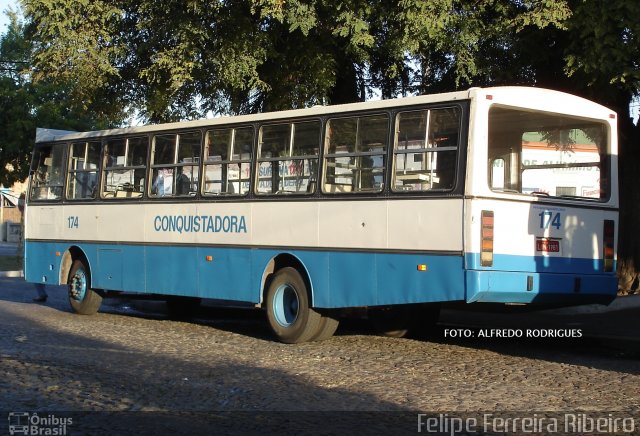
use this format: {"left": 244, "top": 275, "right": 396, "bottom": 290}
{"left": 25, "top": 87, "right": 618, "bottom": 343}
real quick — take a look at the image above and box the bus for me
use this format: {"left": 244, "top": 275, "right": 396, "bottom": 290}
{"left": 24, "top": 87, "right": 619, "bottom": 343}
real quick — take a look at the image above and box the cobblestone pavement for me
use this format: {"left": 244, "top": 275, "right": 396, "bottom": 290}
{"left": 1, "top": 277, "right": 639, "bottom": 434}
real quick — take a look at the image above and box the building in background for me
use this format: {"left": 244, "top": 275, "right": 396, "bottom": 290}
{"left": 1, "top": 181, "right": 27, "bottom": 241}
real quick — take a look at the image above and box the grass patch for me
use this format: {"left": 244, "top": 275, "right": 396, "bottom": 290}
{"left": 0, "top": 255, "right": 22, "bottom": 271}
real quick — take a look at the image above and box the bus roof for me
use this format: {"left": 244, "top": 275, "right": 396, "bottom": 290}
{"left": 35, "top": 87, "right": 615, "bottom": 143}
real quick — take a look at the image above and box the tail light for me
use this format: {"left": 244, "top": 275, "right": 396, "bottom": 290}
{"left": 603, "top": 220, "right": 615, "bottom": 272}
{"left": 481, "top": 210, "right": 494, "bottom": 267}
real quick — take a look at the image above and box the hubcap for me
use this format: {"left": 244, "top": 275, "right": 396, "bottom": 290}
{"left": 69, "top": 269, "right": 87, "bottom": 302}
{"left": 273, "top": 284, "right": 299, "bottom": 327}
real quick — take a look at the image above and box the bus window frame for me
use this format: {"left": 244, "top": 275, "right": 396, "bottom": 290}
{"left": 148, "top": 130, "right": 202, "bottom": 199}
{"left": 202, "top": 125, "right": 255, "bottom": 197}
{"left": 255, "top": 119, "right": 322, "bottom": 196}
{"left": 321, "top": 113, "right": 390, "bottom": 195}
{"left": 391, "top": 106, "right": 462, "bottom": 194}
{"left": 101, "top": 136, "right": 149, "bottom": 200}
{"left": 65, "top": 140, "right": 102, "bottom": 201}
{"left": 28, "top": 142, "right": 68, "bottom": 203}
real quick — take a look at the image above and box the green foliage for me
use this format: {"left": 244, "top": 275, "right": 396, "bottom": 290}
{"left": 7, "top": 0, "right": 640, "bottom": 122}
{"left": 565, "top": 1, "right": 640, "bottom": 92}
{"left": 0, "top": 11, "right": 123, "bottom": 187}
{"left": 24, "top": 0, "right": 123, "bottom": 110}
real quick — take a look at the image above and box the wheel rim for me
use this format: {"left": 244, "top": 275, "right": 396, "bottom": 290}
{"left": 272, "top": 283, "right": 300, "bottom": 327}
{"left": 70, "top": 268, "right": 87, "bottom": 302}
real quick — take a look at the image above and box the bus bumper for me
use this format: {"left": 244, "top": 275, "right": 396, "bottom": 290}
{"left": 465, "top": 270, "right": 617, "bottom": 305}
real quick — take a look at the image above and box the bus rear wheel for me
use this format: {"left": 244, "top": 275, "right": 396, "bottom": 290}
{"left": 68, "top": 259, "right": 103, "bottom": 315}
{"left": 265, "top": 267, "right": 322, "bottom": 344}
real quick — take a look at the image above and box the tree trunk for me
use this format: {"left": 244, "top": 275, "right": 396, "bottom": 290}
{"left": 615, "top": 102, "right": 640, "bottom": 293}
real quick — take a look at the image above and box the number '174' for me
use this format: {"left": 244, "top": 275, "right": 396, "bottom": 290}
{"left": 67, "top": 216, "right": 79, "bottom": 229}
{"left": 539, "top": 211, "right": 561, "bottom": 229}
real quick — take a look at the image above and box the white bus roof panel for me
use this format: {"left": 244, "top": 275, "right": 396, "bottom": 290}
{"left": 35, "top": 87, "right": 615, "bottom": 143}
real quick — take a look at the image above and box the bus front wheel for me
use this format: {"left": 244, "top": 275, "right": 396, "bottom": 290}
{"left": 68, "top": 259, "right": 103, "bottom": 315}
{"left": 265, "top": 267, "right": 322, "bottom": 344}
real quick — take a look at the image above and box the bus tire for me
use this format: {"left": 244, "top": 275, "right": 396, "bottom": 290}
{"left": 265, "top": 267, "right": 322, "bottom": 344}
{"left": 68, "top": 259, "right": 102, "bottom": 315}
{"left": 310, "top": 315, "right": 339, "bottom": 342}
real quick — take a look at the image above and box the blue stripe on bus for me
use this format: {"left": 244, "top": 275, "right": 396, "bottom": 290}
{"left": 24, "top": 241, "right": 466, "bottom": 307}
{"left": 464, "top": 253, "right": 614, "bottom": 274}
{"left": 25, "top": 241, "right": 617, "bottom": 308}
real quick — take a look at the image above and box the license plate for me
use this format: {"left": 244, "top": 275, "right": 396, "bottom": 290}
{"left": 536, "top": 238, "right": 560, "bottom": 253}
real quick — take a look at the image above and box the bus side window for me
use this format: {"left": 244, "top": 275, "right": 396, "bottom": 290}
{"left": 256, "top": 121, "right": 320, "bottom": 195}
{"left": 150, "top": 132, "right": 201, "bottom": 198}
{"left": 392, "top": 107, "right": 459, "bottom": 192}
{"left": 323, "top": 115, "right": 388, "bottom": 194}
{"left": 102, "top": 137, "right": 147, "bottom": 199}
{"left": 67, "top": 141, "right": 101, "bottom": 200}
{"left": 203, "top": 127, "right": 253, "bottom": 196}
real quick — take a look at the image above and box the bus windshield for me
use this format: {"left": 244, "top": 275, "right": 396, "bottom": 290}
{"left": 488, "top": 107, "right": 609, "bottom": 200}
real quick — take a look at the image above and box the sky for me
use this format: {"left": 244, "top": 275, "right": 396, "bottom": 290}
{"left": 0, "top": 0, "right": 17, "bottom": 33}
{"left": 0, "top": 0, "right": 17, "bottom": 34}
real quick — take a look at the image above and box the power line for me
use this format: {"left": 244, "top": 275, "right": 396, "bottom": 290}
{"left": 0, "top": 59, "right": 28, "bottom": 64}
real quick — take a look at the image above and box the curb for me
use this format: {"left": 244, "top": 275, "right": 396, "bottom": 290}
{"left": 0, "top": 270, "right": 23, "bottom": 278}
{"left": 542, "top": 294, "right": 640, "bottom": 315}
{"left": 587, "top": 334, "right": 640, "bottom": 346}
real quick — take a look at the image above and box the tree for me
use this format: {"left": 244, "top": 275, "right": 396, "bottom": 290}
{"left": 560, "top": 0, "right": 640, "bottom": 288}
{"left": 12, "top": 0, "right": 640, "bottom": 285}
{"left": 0, "top": 10, "right": 124, "bottom": 187}
{"left": 22, "top": 0, "right": 382, "bottom": 119}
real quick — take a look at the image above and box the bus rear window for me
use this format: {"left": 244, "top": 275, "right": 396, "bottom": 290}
{"left": 488, "top": 107, "right": 609, "bottom": 200}
{"left": 30, "top": 143, "right": 66, "bottom": 201}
